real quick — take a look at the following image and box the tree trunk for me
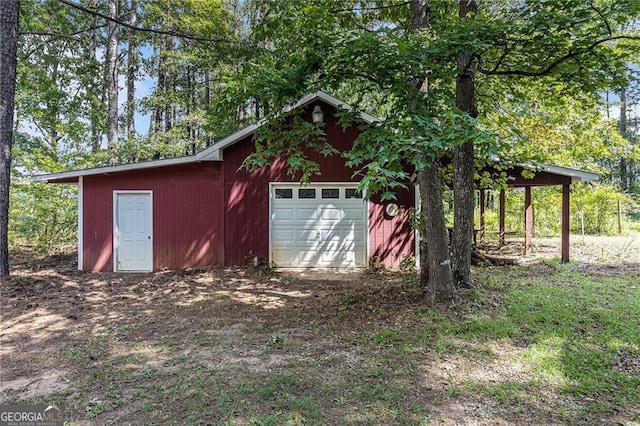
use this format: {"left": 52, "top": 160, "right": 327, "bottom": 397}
{"left": 418, "top": 163, "right": 455, "bottom": 302}
{"left": 154, "top": 45, "right": 165, "bottom": 135}
{"left": 164, "top": 35, "right": 174, "bottom": 133}
{"left": 186, "top": 66, "right": 195, "bottom": 154}
{"left": 419, "top": 227, "right": 429, "bottom": 286}
{"left": 410, "top": 0, "right": 430, "bottom": 27}
{"left": 87, "top": 0, "right": 101, "bottom": 151}
{"left": 204, "top": 70, "right": 211, "bottom": 146}
{"left": 619, "top": 86, "right": 628, "bottom": 191}
{"left": 106, "top": 0, "right": 119, "bottom": 149}
{"left": 126, "top": 0, "right": 137, "bottom": 141}
{"left": 48, "top": 62, "right": 60, "bottom": 160}
{"left": 410, "top": 0, "right": 455, "bottom": 302}
{"left": 452, "top": 0, "right": 478, "bottom": 288}
{"left": 0, "top": 0, "right": 20, "bottom": 276}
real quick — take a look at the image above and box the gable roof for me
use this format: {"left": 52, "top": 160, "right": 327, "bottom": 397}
{"left": 33, "top": 91, "right": 597, "bottom": 185}
{"left": 195, "top": 91, "right": 379, "bottom": 161}
{"left": 34, "top": 91, "right": 375, "bottom": 183}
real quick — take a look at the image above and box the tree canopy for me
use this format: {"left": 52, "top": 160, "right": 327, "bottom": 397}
{"left": 223, "top": 0, "right": 639, "bottom": 298}
{"left": 2, "top": 0, "right": 639, "bottom": 284}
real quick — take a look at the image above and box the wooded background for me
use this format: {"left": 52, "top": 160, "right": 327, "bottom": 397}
{"left": 3, "top": 1, "right": 639, "bottom": 291}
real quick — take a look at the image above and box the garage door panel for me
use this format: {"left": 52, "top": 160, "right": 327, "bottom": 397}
{"left": 320, "top": 229, "right": 335, "bottom": 241}
{"left": 322, "top": 240, "right": 349, "bottom": 252}
{"left": 273, "top": 209, "right": 294, "bottom": 221}
{"left": 317, "top": 228, "right": 365, "bottom": 242}
{"left": 296, "top": 208, "right": 318, "bottom": 221}
{"left": 297, "top": 229, "right": 320, "bottom": 242}
{"left": 271, "top": 249, "right": 365, "bottom": 267}
{"left": 272, "top": 249, "right": 297, "bottom": 265}
{"left": 353, "top": 251, "right": 366, "bottom": 265}
{"left": 341, "top": 228, "right": 366, "bottom": 242}
{"left": 320, "top": 250, "right": 346, "bottom": 262}
{"left": 319, "top": 250, "right": 362, "bottom": 266}
{"left": 271, "top": 185, "right": 367, "bottom": 267}
{"left": 299, "top": 250, "right": 318, "bottom": 263}
{"left": 313, "top": 229, "right": 343, "bottom": 241}
{"left": 320, "top": 208, "right": 342, "bottom": 220}
{"left": 273, "top": 229, "right": 294, "bottom": 242}
{"left": 343, "top": 208, "right": 366, "bottom": 221}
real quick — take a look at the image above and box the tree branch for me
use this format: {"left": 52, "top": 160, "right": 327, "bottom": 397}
{"left": 57, "top": 0, "right": 233, "bottom": 44}
{"left": 350, "top": 17, "right": 376, "bottom": 33}
{"left": 20, "top": 23, "right": 109, "bottom": 60}
{"left": 21, "top": 31, "right": 77, "bottom": 40}
{"left": 21, "top": 22, "right": 108, "bottom": 41}
{"left": 589, "top": 48, "right": 628, "bottom": 89}
{"left": 331, "top": 1, "right": 411, "bottom": 14}
{"left": 479, "top": 35, "right": 640, "bottom": 77}
{"left": 587, "top": 0, "right": 613, "bottom": 36}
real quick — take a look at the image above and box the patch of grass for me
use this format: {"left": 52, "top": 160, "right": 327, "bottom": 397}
{"left": 445, "top": 385, "right": 462, "bottom": 398}
{"left": 460, "top": 266, "right": 640, "bottom": 413}
{"left": 5, "top": 252, "right": 639, "bottom": 425}
{"left": 449, "top": 313, "right": 518, "bottom": 339}
{"left": 372, "top": 328, "right": 401, "bottom": 345}
{"left": 265, "top": 335, "right": 286, "bottom": 349}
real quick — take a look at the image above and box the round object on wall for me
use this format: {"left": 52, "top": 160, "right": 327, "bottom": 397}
{"left": 385, "top": 203, "right": 400, "bottom": 217}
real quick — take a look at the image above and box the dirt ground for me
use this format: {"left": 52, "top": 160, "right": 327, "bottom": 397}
{"left": 480, "top": 233, "right": 640, "bottom": 264}
{"left": 1, "top": 234, "right": 638, "bottom": 425}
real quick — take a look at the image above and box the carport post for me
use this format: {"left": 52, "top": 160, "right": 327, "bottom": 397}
{"left": 524, "top": 186, "right": 532, "bottom": 255}
{"left": 561, "top": 184, "right": 570, "bottom": 262}
{"left": 499, "top": 189, "right": 506, "bottom": 247}
{"left": 479, "top": 189, "right": 485, "bottom": 244}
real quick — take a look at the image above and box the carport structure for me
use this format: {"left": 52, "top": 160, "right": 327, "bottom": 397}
{"left": 475, "top": 162, "right": 598, "bottom": 262}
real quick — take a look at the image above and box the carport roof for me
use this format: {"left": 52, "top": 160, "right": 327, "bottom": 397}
{"left": 480, "top": 160, "right": 598, "bottom": 187}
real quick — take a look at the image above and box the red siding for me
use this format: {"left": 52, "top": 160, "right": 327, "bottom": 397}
{"left": 81, "top": 101, "right": 416, "bottom": 271}
{"left": 83, "top": 163, "right": 224, "bottom": 272}
{"left": 223, "top": 101, "right": 415, "bottom": 267}
{"left": 369, "top": 188, "right": 416, "bottom": 269}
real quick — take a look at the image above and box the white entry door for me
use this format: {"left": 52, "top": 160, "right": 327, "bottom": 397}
{"left": 270, "top": 184, "right": 367, "bottom": 267}
{"left": 114, "top": 192, "right": 153, "bottom": 272}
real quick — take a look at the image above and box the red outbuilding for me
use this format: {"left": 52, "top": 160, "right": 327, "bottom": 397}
{"left": 35, "top": 91, "right": 598, "bottom": 272}
{"left": 35, "top": 92, "right": 417, "bottom": 272}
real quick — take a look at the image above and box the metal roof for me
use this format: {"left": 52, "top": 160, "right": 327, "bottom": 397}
{"left": 33, "top": 92, "right": 598, "bottom": 184}
{"left": 34, "top": 91, "right": 376, "bottom": 183}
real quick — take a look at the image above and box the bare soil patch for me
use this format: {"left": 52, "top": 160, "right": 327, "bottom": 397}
{"left": 1, "top": 237, "right": 638, "bottom": 425}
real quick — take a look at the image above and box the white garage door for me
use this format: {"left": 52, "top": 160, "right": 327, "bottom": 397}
{"left": 271, "top": 184, "right": 367, "bottom": 267}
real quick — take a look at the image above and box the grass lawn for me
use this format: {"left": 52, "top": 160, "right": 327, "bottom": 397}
{"left": 1, "top": 247, "right": 639, "bottom": 425}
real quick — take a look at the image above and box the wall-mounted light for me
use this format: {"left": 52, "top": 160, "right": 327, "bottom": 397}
{"left": 385, "top": 203, "right": 400, "bottom": 218}
{"left": 312, "top": 105, "right": 324, "bottom": 123}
